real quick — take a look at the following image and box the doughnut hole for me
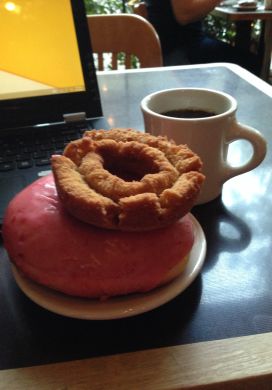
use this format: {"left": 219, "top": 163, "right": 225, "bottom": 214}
{"left": 102, "top": 147, "right": 160, "bottom": 181}
{"left": 78, "top": 140, "right": 179, "bottom": 201}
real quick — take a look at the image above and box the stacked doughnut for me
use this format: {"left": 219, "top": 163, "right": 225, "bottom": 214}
{"left": 3, "top": 129, "right": 205, "bottom": 298}
{"left": 51, "top": 128, "right": 205, "bottom": 231}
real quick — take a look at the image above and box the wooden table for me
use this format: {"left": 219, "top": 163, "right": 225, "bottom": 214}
{"left": 211, "top": 5, "right": 272, "bottom": 81}
{"left": 1, "top": 63, "right": 272, "bottom": 389}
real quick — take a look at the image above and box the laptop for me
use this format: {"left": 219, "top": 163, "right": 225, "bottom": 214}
{"left": 0, "top": 0, "right": 108, "bottom": 224}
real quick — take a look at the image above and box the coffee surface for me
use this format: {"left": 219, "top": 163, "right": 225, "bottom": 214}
{"left": 161, "top": 108, "right": 216, "bottom": 118}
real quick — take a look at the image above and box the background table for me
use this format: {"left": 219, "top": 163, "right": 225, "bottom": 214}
{"left": 211, "top": 5, "right": 272, "bottom": 81}
{"left": 1, "top": 63, "right": 272, "bottom": 389}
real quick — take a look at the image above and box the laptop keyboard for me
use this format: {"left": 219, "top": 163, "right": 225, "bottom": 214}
{"left": 0, "top": 123, "right": 89, "bottom": 172}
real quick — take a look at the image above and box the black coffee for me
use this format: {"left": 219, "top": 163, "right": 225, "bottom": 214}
{"left": 161, "top": 108, "right": 216, "bottom": 118}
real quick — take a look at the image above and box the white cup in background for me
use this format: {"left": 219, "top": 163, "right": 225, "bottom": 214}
{"left": 141, "top": 88, "right": 267, "bottom": 204}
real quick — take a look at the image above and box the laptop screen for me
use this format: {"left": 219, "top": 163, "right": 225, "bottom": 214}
{"left": 0, "top": 0, "right": 103, "bottom": 129}
{"left": 0, "top": 0, "right": 86, "bottom": 101}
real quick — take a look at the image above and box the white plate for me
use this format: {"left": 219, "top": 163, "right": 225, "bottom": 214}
{"left": 233, "top": 4, "right": 258, "bottom": 10}
{"left": 12, "top": 214, "right": 206, "bottom": 320}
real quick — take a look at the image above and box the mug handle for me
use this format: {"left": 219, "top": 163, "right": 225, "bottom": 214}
{"left": 224, "top": 121, "right": 267, "bottom": 181}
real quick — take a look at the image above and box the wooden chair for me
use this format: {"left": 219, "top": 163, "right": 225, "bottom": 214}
{"left": 87, "top": 13, "right": 163, "bottom": 70}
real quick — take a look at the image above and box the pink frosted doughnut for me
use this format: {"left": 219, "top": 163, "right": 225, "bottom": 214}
{"left": 3, "top": 174, "right": 194, "bottom": 298}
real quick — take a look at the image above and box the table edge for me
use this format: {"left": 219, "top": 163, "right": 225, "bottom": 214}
{"left": 212, "top": 6, "right": 272, "bottom": 20}
{"left": 1, "top": 332, "right": 272, "bottom": 389}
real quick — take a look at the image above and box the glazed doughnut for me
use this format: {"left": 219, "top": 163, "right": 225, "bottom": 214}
{"left": 2, "top": 174, "right": 194, "bottom": 298}
{"left": 51, "top": 128, "right": 205, "bottom": 231}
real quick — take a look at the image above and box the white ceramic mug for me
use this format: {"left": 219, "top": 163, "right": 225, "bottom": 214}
{"left": 141, "top": 88, "right": 267, "bottom": 204}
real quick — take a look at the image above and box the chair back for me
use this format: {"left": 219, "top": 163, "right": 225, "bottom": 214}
{"left": 87, "top": 13, "right": 163, "bottom": 70}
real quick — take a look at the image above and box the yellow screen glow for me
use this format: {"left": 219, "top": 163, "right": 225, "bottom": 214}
{"left": 0, "top": 0, "right": 85, "bottom": 100}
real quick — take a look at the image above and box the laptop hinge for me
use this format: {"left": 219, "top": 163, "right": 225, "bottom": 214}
{"left": 63, "top": 112, "right": 87, "bottom": 123}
